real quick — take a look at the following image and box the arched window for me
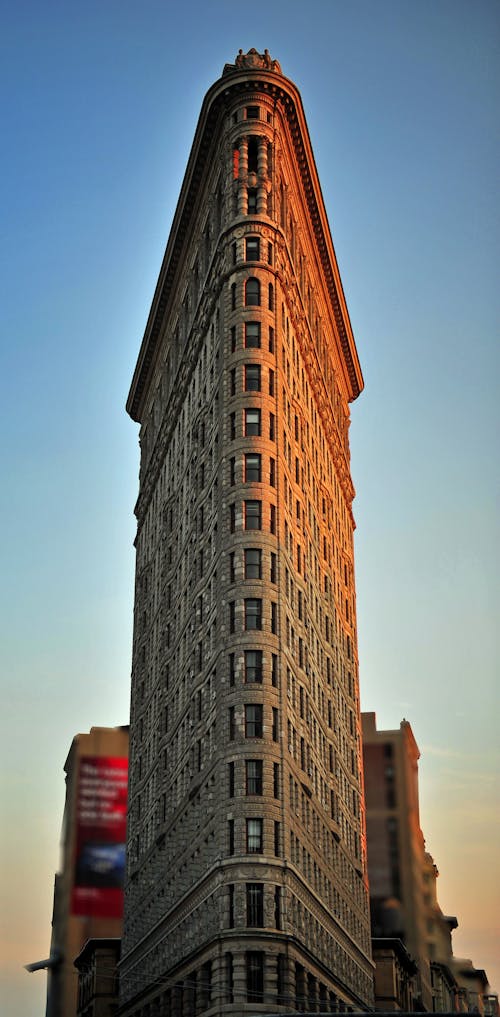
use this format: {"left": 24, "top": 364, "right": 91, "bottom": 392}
{"left": 245, "top": 277, "right": 260, "bottom": 306}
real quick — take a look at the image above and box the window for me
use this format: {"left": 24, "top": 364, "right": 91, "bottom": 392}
{"left": 230, "top": 412, "right": 236, "bottom": 440}
{"left": 226, "top": 952, "right": 234, "bottom": 1004}
{"left": 229, "top": 552, "right": 235, "bottom": 583}
{"left": 248, "top": 189, "right": 257, "bottom": 213}
{"left": 229, "top": 503, "right": 235, "bottom": 532}
{"left": 245, "top": 547, "right": 261, "bottom": 579}
{"left": 271, "top": 601, "right": 277, "bottom": 633}
{"left": 269, "top": 326, "right": 275, "bottom": 353}
{"left": 270, "top": 504, "right": 276, "bottom": 534}
{"left": 230, "top": 368, "right": 236, "bottom": 396}
{"left": 245, "top": 500, "right": 261, "bottom": 530}
{"left": 246, "top": 236, "right": 260, "bottom": 260}
{"left": 245, "top": 453, "right": 261, "bottom": 482}
{"left": 267, "top": 242, "right": 273, "bottom": 265}
{"left": 269, "top": 369, "right": 275, "bottom": 397}
{"left": 246, "top": 758, "right": 263, "bottom": 794}
{"left": 269, "top": 412, "right": 275, "bottom": 440}
{"left": 274, "top": 883, "right": 281, "bottom": 924}
{"left": 245, "top": 598, "right": 262, "bottom": 630}
{"left": 272, "top": 707, "right": 279, "bottom": 741}
{"left": 273, "top": 761, "right": 280, "bottom": 797}
{"left": 229, "top": 601, "right": 235, "bottom": 633}
{"left": 228, "top": 819, "right": 234, "bottom": 855}
{"left": 245, "top": 278, "right": 260, "bottom": 306}
{"left": 245, "top": 703, "right": 263, "bottom": 736}
{"left": 270, "top": 552, "right": 277, "bottom": 584}
{"left": 229, "top": 884, "right": 234, "bottom": 928}
{"left": 245, "top": 321, "right": 260, "bottom": 348}
{"left": 246, "top": 818, "right": 263, "bottom": 853}
{"left": 244, "top": 408, "right": 261, "bottom": 436}
{"left": 231, "top": 282, "right": 236, "bottom": 310}
{"left": 269, "top": 457, "right": 276, "bottom": 487}
{"left": 246, "top": 884, "right": 264, "bottom": 926}
{"left": 229, "top": 457, "right": 236, "bottom": 486}
{"left": 268, "top": 283, "right": 274, "bottom": 310}
{"left": 245, "top": 649, "right": 263, "bottom": 683}
{"left": 244, "top": 364, "right": 261, "bottom": 391}
{"left": 229, "top": 707, "right": 235, "bottom": 740}
{"left": 271, "top": 653, "right": 278, "bottom": 687}
{"left": 229, "top": 653, "right": 235, "bottom": 686}
{"left": 248, "top": 138, "right": 258, "bottom": 172}
{"left": 246, "top": 105, "right": 259, "bottom": 119}
{"left": 246, "top": 951, "right": 264, "bottom": 1003}
{"left": 230, "top": 326, "right": 236, "bottom": 353}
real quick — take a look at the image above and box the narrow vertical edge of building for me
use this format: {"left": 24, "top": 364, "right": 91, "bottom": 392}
{"left": 121, "top": 48, "right": 373, "bottom": 1016}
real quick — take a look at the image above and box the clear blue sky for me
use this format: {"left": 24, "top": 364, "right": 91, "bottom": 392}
{"left": 1, "top": 2, "right": 499, "bottom": 1013}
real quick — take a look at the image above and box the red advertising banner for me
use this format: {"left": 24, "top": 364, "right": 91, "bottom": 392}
{"left": 71, "top": 755, "right": 128, "bottom": 918}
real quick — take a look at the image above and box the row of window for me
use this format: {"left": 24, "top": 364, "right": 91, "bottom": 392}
{"left": 230, "top": 277, "right": 274, "bottom": 310}
{"left": 228, "top": 598, "right": 277, "bottom": 632}
{"left": 229, "top": 363, "right": 275, "bottom": 395}
{"left": 230, "top": 408, "right": 275, "bottom": 439}
{"left": 230, "top": 321, "right": 274, "bottom": 351}
{"left": 228, "top": 703, "right": 279, "bottom": 740}
{"left": 229, "top": 549, "right": 276, "bottom": 584}
{"left": 228, "top": 757, "right": 280, "bottom": 796}
{"left": 229, "top": 453, "right": 276, "bottom": 486}
{"left": 229, "top": 500, "right": 276, "bottom": 533}
{"left": 227, "top": 819, "right": 280, "bottom": 858}
{"left": 229, "top": 650, "right": 278, "bottom": 687}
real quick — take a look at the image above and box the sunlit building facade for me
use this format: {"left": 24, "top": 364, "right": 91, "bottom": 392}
{"left": 121, "top": 49, "right": 373, "bottom": 1015}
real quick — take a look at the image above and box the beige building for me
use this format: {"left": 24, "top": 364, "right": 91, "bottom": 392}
{"left": 362, "top": 712, "right": 432, "bottom": 1010}
{"left": 30, "top": 726, "right": 129, "bottom": 1017}
{"left": 122, "top": 49, "right": 373, "bottom": 1015}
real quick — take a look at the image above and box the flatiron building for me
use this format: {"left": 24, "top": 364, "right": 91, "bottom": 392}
{"left": 121, "top": 48, "right": 373, "bottom": 1015}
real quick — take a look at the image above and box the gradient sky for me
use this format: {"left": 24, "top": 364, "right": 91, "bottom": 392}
{"left": 1, "top": 2, "right": 499, "bottom": 1014}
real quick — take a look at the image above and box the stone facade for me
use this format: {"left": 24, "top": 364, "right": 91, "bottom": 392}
{"left": 121, "top": 50, "right": 373, "bottom": 1015}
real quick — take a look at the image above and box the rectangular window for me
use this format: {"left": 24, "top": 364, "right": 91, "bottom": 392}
{"left": 244, "top": 547, "right": 262, "bottom": 579}
{"left": 269, "top": 326, "right": 275, "bottom": 353}
{"left": 269, "top": 368, "right": 275, "bottom": 397}
{"left": 245, "top": 649, "right": 263, "bottom": 683}
{"left": 245, "top": 500, "right": 261, "bottom": 529}
{"left": 229, "top": 503, "right": 235, "bottom": 532}
{"left": 244, "top": 364, "right": 261, "bottom": 391}
{"left": 231, "top": 282, "right": 236, "bottom": 310}
{"left": 229, "top": 706, "right": 235, "bottom": 740}
{"left": 272, "top": 707, "right": 279, "bottom": 742}
{"left": 270, "top": 503, "right": 276, "bottom": 534}
{"left": 270, "top": 552, "right": 277, "bottom": 584}
{"left": 273, "top": 761, "right": 279, "bottom": 797}
{"left": 246, "top": 818, "right": 263, "bottom": 854}
{"left": 245, "top": 703, "right": 263, "bottom": 737}
{"left": 269, "top": 457, "right": 276, "bottom": 487}
{"left": 246, "top": 758, "right": 263, "bottom": 794}
{"left": 229, "top": 552, "right": 235, "bottom": 583}
{"left": 267, "top": 241, "right": 273, "bottom": 265}
{"left": 271, "top": 653, "right": 278, "bottom": 687}
{"left": 228, "top": 818, "right": 234, "bottom": 855}
{"left": 244, "top": 453, "right": 261, "bottom": 482}
{"left": 229, "top": 601, "right": 235, "bottom": 633}
{"left": 229, "top": 653, "right": 235, "bottom": 686}
{"left": 244, "top": 408, "right": 261, "bottom": 436}
{"left": 245, "top": 599, "right": 262, "bottom": 631}
{"left": 229, "top": 456, "right": 236, "bottom": 485}
{"left": 274, "top": 883, "right": 281, "bottom": 925}
{"left": 246, "top": 236, "right": 260, "bottom": 260}
{"left": 246, "top": 884, "right": 264, "bottom": 927}
{"left": 245, "top": 322, "right": 261, "bottom": 348}
{"left": 229, "top": 884, "right": 235, "bottom": 928}
{"left": 230, "top": 412, "right": 236, "bottom": 440}
{"left": 246, "top": 951, "right": 264, "bottom": 1003}
{"left": 269, "top": 412, "right": 275, "bottom": 441}
{"left": 247, "top": 189, "right": 257, "bottom": 213}
{"left": 230, "top": 367, "right": 236, "bottom": 396}
{"left": 231, "top": 326, "right": 236, "bottom": 353}
{"left": 246, "top": 105, "right": 260, "bottom": 119}
{"left": 271, "top": 601, "right": 277, "bottom": 634}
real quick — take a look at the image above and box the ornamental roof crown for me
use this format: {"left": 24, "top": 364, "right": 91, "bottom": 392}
{"left": 223, "top": 48, "right": 282, "bottom": 75}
